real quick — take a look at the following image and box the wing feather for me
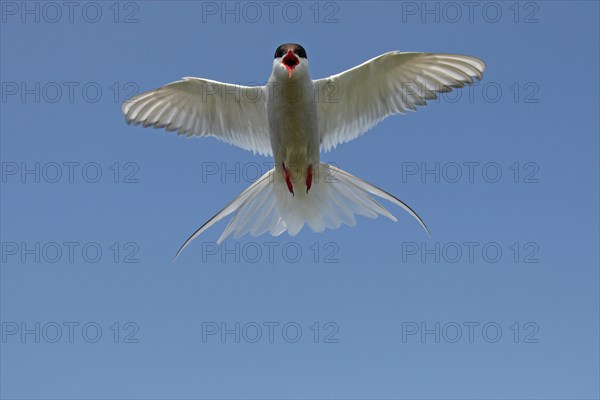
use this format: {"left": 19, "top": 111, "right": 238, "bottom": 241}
{"left": 316, "top": 52, "right": 486, "bottom": 152}
{"left": 122, "top": 77, "right": 272, "bottom": 156}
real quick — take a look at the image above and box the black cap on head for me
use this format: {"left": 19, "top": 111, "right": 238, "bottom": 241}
{"left": 274, "top": 43, "right": 307, "bottom": 59}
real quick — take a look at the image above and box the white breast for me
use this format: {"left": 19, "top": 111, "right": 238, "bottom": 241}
{"left": 266, "top": 73, "right": 320, "bottom": 182}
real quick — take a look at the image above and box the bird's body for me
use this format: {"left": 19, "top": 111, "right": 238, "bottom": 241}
{"left": 266, "top": 56, "right": 319, "bottom": 190}
{"left": 121, "top": 43, "right": 486, "bottom": 257}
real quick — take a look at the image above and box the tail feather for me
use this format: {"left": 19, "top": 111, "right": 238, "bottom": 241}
{"left": 330, "top": 165, "right": 430, "bottom": 235}
{"left": 175, "top": 163, "right": 429, "bottom": 258}
{"left": 174, "top": 169, "right": 274, "bottom": 258}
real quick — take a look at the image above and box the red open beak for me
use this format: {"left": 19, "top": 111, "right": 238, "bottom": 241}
{"left": 282, "top": 49, "right": 299, "bottom": 78}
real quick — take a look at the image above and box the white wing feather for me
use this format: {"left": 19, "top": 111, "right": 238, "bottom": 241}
{"left": 316, "top": 52, "right": 486, "bottom": 152}
{"left": 122, "top": 77, "right": 272, "bottom": 156}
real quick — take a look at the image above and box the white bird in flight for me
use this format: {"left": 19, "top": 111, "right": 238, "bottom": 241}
{"left": 121, "top": 43, "right": 486, "bottom": 257}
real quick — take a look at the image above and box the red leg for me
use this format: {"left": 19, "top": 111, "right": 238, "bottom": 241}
{"left": 306, "top": 164, "right": 313, "bottom": 193}
{"left": 282, "top": 162, "right": 294, "bottom": 196}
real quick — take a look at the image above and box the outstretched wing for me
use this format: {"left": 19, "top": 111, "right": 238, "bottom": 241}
{"left": 315, "top": 52, "right": 486, "bottom": 152}
{"left": 122, "top": 77, "right": 272, "bottom": 156}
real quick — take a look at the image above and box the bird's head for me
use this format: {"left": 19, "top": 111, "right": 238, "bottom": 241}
{"left": 273, "top": 43, "right": 308, "bottom": 79}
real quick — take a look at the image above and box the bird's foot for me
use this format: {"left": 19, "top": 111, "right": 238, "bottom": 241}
{"left": 282, "top": 162, "right": 294, "bottom": 196}
{"left": 306, "top": 164, "right": 313, "bottom": 193}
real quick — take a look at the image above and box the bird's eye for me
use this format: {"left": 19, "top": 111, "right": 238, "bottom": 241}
{"left": 274, "top": 47, "right": 286, "bottom": 59}
{"left": 295, "top": 47, "right": 307, "bottom": 59}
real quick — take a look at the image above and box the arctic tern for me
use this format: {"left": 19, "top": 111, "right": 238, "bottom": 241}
{"left": 121, "top": 43, "right": 486, "bottom": 257}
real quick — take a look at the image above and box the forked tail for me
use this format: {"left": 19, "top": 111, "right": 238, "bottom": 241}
{"left": 175, "top": 163, "right": 429, "bottom": 258}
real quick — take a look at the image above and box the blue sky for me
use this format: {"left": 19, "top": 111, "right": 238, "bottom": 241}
{"left": 1, "top": 1, "right": 598, "bottom": 399}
